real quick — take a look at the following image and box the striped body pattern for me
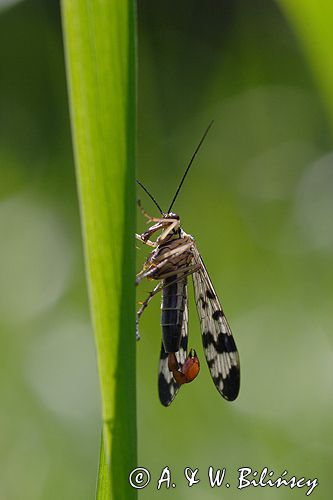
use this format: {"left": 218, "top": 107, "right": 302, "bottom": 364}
{"left": 158, "top": 278, "right": 189, "bottom": 405}
{"left": 161, "top": 275, "right": 187, "bottom": 352}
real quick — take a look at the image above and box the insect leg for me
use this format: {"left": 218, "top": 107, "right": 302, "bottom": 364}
{"left": 135, "top": 233, "right": 156, "bottom": 248}
{"left": 135, "top": 242, "right": 193, "bottom": 284}
{"left": 137, "top": 200, "right": 175, "bottom": 223}
{"left": 157, "top": 262, "right": 201, "bottom": 280}
{"left": 156, "top": 220, "right": 180, "bottom": 244}
{"left": 136, "top": 282, "right": 163, "bottom": 340}
{"left": 137, "top": 199, "right": 156, "bottom": 220}
{"left": 137, "top": 200, "right": 174, "bottom": 225}
{"left": 137, "top": 220, "right": 172, "bottom": 244}
{"left": 157, "top": 241, "right": 193, "bottom": 261}
{"left": 136, "top": 264, "right": 200, "bottom": 339}
{"left": 137, "top": 266, "right": 198, "bottom": 322}
{"left": 137, "top": 200, "right": 174, "bottom": 223}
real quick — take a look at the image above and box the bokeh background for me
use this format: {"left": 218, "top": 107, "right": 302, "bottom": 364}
{"left": 0, "top": 0, "right": 332, "bottom": 499}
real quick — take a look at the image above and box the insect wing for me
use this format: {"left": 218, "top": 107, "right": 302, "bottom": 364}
{"left": 192, "top": 253, "right": 240, "bottom": 401}
{"left": 158, "top": 285, "right": 189, "bottom": 406}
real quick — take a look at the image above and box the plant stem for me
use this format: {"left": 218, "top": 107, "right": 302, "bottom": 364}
{"left": 61, "top": 1, "right": 137, "bottom": 498}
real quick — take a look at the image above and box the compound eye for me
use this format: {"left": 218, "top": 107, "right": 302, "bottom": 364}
{"left": 167, "top": 212, "right": 179, "bottom": 220}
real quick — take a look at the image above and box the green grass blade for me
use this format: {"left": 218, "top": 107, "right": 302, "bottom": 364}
{"left": 61, "top": 1, "right": 137, "bottom": 498}
{"left": 96, "top": 432, "right": 111, "bottom": 500}
{"left": 279, "top": 0, "right": 333, "bottom": 127}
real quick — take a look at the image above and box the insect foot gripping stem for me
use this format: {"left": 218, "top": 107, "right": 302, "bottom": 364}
{"left": 168, "top": 349, "right": 200, "bottom": 385}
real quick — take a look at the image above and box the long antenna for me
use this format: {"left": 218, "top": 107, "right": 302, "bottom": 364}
{"left": 167, "top": 120, "right": 214, "bottom": 213}
{"left": 136, "top": 179, "right": 164, "bottom": 215}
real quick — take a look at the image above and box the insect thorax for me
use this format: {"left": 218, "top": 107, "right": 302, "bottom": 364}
{"left": 145, "top": 230, "right": 194, "bottom": 281}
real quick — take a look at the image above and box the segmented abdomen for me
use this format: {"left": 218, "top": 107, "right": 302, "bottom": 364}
{"left": 161, "top": 276, "right": 187, "bottom": 353}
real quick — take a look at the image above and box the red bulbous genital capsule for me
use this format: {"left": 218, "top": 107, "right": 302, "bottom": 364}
{"left": 168, "top": 349, "right": 200, "bottom": 385}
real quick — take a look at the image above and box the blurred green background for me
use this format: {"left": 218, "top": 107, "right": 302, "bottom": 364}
{"left": 0, "top": 0, "right": 332, "bottom": 499}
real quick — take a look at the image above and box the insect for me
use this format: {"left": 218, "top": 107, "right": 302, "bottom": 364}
{"left": 136, "top": 122, "right": 240, "bottom": 406}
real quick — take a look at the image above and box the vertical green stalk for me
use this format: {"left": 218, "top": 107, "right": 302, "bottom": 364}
{"left": 61, "top": 1, "right": 137, "bottom": 498}
{"left": 279, "top": 0, "right": 333, "bottom": 129}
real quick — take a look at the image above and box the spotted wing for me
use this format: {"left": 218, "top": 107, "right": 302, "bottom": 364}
{"left": 158, "top": 285, "right": 188, "bottom": 406}
{"left": 192, "top": 251, "right": 240, "bottom": 401}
